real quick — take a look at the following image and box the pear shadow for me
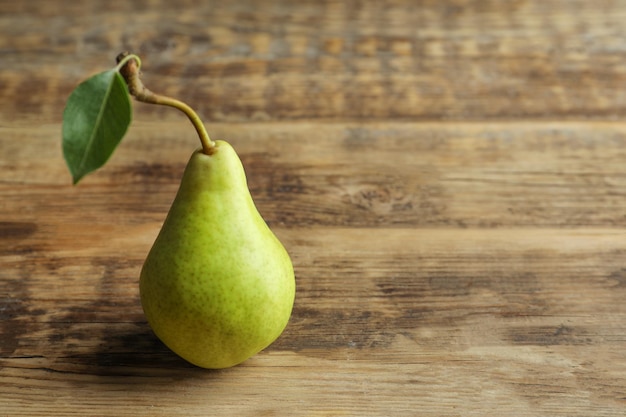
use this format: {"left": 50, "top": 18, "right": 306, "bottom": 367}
{"left": 53, "top": 304, "right": 223, "bottom": 380}
{"left": 58, "top": 318, "right": 217, "bottom": 381}
{"left": 90, "top": 323, "right": 199, "bottom": 375}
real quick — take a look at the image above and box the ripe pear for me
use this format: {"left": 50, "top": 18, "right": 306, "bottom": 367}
{"left": 139, "top": 140, "right": 295, "bottom": 369}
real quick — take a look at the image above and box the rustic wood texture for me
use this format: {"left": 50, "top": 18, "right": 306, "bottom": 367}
{"left": 1, "top": 1, "right": 626, "bottom": 416}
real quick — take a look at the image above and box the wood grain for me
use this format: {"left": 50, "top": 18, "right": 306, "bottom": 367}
{"left": 1, "top": 1, "right": 626, "bottom": 416}
{"left": 2, "top": 225, "right": 625, "bottom": 415}
{"left": 3, "top": 1, "right": 626, "bottom": 124}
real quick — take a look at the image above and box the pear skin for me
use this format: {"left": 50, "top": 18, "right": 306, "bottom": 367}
{"left": 140, "top": 140, "right": 295, "bottom": 369}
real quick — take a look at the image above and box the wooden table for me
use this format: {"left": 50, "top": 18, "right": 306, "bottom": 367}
{"left": 2, "top": 1, "right": 625, "bottom": 415}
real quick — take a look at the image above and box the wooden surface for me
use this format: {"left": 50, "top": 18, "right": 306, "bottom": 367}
{"left": 1, "top": 1, "right": 626, "bottom": 415}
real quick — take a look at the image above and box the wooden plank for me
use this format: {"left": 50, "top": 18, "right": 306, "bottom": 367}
{"left": 1, "top": 227, "right": 625, "bottom": 415}
{"left": 2, "top": 121, "right": 626, "bottom": 228}
{"left": 2, "top": 1, "right": 626, "bottom": 123}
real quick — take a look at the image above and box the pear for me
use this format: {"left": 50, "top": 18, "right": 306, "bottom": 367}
{"left": 139, "top": 140, "right": 295, "bottom": 369}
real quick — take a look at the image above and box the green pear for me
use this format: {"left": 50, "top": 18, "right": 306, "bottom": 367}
{"left": 139, "top": 140, "right": 295, "bottom": 369}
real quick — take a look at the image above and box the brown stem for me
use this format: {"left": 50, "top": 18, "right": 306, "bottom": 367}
{"left": 115, "top": 52, "right": 216, "bottom": 155}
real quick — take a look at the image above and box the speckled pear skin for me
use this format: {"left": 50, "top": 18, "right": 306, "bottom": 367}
{"left": 140, "top": 140, "right": 295, "bottom": 369}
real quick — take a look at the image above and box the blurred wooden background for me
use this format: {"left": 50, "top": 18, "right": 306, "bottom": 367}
{"left": 1, "top": 1, "right": 625, "bottom": 416}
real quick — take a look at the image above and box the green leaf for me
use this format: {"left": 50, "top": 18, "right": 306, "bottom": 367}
{"left": 62, "top": 69, "right": 132, "bottom": 184}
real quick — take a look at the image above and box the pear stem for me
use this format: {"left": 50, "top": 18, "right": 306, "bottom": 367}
{"left": 116, "top": 52, "right": 216, "bottom": 155}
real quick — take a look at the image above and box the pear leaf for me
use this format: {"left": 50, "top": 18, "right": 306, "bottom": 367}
{"left": 62, "top": 69, "right": 131, "bottom": 184}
